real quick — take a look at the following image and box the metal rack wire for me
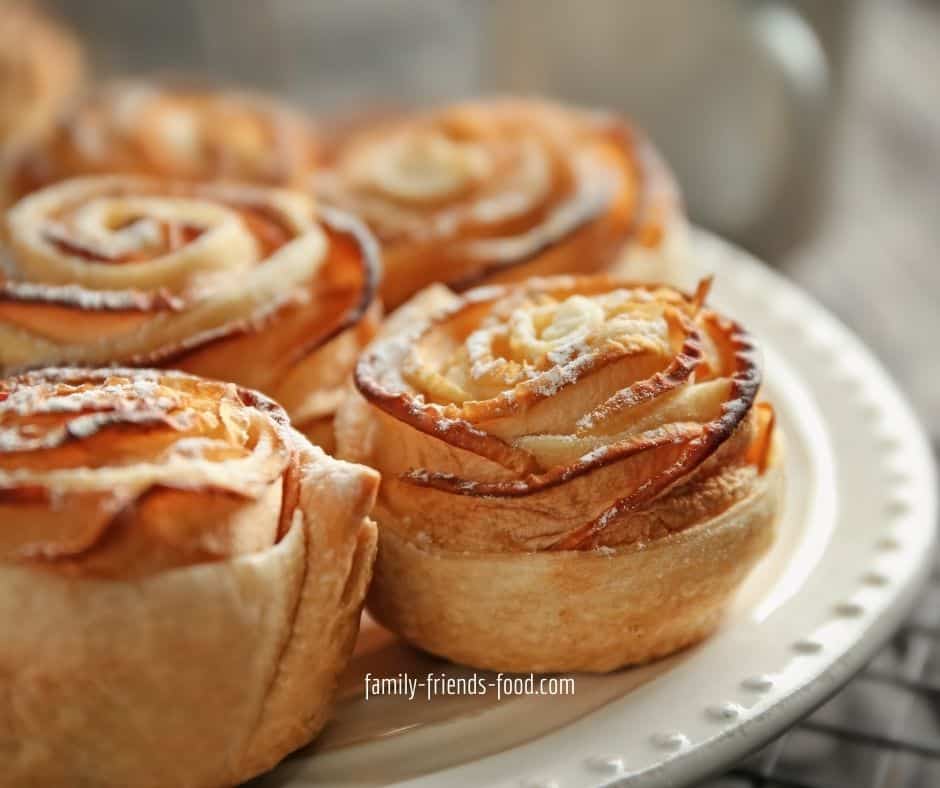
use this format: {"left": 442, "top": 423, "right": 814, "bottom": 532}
{"left": 704, "top": 445, "right": 940, "bottom": 788}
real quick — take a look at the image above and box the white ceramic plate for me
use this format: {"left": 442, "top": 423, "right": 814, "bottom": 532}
{"left": 250, "top": 232, "right": 937, "bottom": 788}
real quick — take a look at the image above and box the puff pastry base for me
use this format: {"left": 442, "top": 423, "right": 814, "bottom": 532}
{"left": 367, "top": 437, "right": 782, "bottom": 673}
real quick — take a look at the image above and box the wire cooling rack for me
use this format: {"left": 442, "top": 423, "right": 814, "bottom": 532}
{"left": 703, "top": 445, "right": 940, "bottom": 788}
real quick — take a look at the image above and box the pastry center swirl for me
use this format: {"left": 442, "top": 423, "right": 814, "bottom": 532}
{"left": 4, "top": 178, "right": 328, "bottom": 296}
{"left": 407, "top": 288, "right": 673, "bottom": 402}
{"left": 353, "top": 131, "right": 493, "bottom": 203}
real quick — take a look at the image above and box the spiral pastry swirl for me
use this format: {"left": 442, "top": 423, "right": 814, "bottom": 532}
{"left": 317, "top": 98, "right": 685, "bottom": 309}
{"left": 0, "top": 3, "right": 83, "bottom": 157}
{"left": 0, "top": 175, "right": 381, "bottom": 443}
{"left": 0, "top": 368, "right": 378, "bottom": 787}
{"left": 4, "top": 80, "right": 317, "bottom": 204}
{"left": 337, "top": 275, "right": 782, "bottom": 672}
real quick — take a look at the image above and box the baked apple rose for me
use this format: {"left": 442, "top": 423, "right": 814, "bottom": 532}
{"left": 316, "top": 98, "right": 686, "bottom": 309}
{"left": 0, "top": 175, "right": 380, "bottom": 445}
{"left": 337, "top": 275, "right": 782, "bottom": 673}
{"left": 0, "top": 368, "right": 378, "bottom": 788}
{"left": 4, "top": 80, "right": 318, "bottom": 204}
{"left": 0, "top": 2, "right": 83, "bottom": 158}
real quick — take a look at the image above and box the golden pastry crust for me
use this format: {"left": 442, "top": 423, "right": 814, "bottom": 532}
{"left": 0, "top": 175, "right": 381, "bottom": 437}
{"left": 4, "top": 80, "right": 317, "bottom": 203}
{"left": 317, "top": 98, "right": 686, "bottom": 309}
{"left": 0, "top": 367, "right": 378, "bottom": 787}
{"left": 336, "top": 275, "right": 782, "bottom": 672}
{"left": 0, "top": 3, "right": 83, "bottom": 156}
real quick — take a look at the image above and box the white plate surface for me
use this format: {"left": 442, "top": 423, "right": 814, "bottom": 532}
{"left": 251, "top": 232, "right": 937, "bottom": 788}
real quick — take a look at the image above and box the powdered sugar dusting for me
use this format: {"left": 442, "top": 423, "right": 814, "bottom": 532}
{"left": 529, "top": 363, "right": 579, "bottom": 397}
{"left": 2, "top": 281, "right": 184, "bottom": 311}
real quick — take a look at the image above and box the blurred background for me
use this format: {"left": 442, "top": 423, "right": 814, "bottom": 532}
{"left": 14, "top": 0, "right": 940, "bottom": 785}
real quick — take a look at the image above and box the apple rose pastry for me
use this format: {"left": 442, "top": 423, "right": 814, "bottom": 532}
{"left": 4, "top": 79, "right": 317, "bottom": 204}
{"left": 0, "top": 175, "right": 381, "bottom": 447}
{"left": 337, "top": 275, "right": 782, "bottom": 673}
{"left": 316, "top": 98, "right": 686, "bottom": 309}
{"left": 0, "top": 367, "right": 378, "bottom": 787}
{"left": 0, "top": 2, "right": 83, "bottom": 156}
